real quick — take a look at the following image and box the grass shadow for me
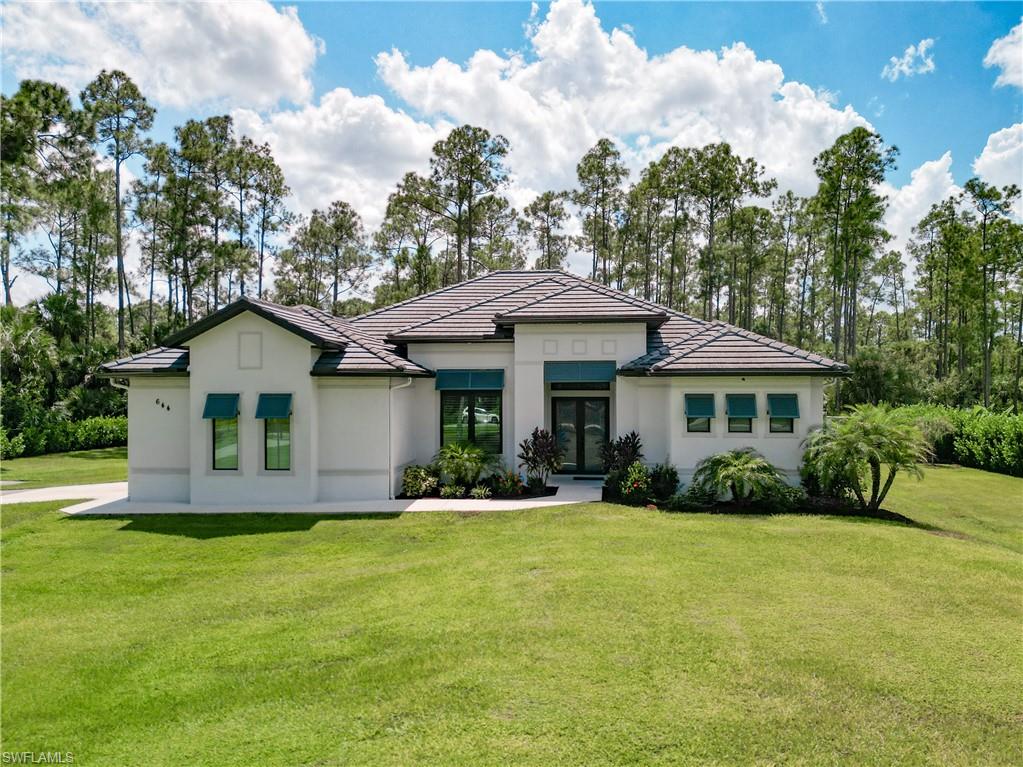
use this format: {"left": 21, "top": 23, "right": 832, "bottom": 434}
{"left": 65, "top": 512, "right": 403, "bottom": 540}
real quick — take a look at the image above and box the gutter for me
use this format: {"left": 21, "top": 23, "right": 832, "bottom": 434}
{"left": 387, "top": 377, "right": 415, "bottom": 499}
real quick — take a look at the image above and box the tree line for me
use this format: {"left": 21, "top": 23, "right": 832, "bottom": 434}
{"left": 2, "top": 69, "right": 1022, "bottom": 442}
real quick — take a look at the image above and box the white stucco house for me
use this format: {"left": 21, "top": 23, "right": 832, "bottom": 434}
{"left": 100, "top": 270, "right": 847, "bottom": 504}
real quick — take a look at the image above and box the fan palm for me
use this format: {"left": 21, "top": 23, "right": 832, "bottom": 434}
{"left": 691, "top": 448, "right": 785, "bottom": 504}
{"left": 803, "top": 404, "right": 930, "bottom": 512}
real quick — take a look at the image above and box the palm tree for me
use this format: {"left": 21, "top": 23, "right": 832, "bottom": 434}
{"left": 803, "top": 404, "right": 930, "bottom": 512}
{"left": 691, "top": 447, "right": 785, "bottom": 504}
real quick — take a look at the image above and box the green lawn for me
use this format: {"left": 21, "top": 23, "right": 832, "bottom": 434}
{"left": 2, "top": 468, "right": 1021, "bottom": 766}
{"left": 0, "top": 447, "right": 127, "bottom": 489}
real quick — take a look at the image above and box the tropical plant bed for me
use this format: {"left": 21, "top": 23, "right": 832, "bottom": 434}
{"left": 396, "top": 485, "right": 558, "bottom": 501}
{"left": 653, "top": 496, "right": 917, "bottom": 524}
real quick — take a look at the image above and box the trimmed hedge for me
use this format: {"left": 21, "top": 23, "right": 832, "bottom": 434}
{"left": 3, "top": 416, "right": 128, "bottom": 459}
{"left": 895, "top": 405, "right": 1023, "bottom": 477}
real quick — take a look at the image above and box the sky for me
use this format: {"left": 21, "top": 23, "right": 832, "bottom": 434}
{"left": 2, "top": 0, "right": 1021, "bottom": 304}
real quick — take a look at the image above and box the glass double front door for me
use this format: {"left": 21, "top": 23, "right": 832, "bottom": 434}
{"left": 552, "top": 397, "right": 610, "bottom": 474}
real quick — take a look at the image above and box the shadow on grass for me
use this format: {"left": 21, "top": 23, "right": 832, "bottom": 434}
{"left": 65, "top": 512, "right": 403, "bottom": 539}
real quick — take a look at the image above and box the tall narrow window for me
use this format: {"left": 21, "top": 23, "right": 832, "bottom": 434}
{"left": 212, "top": 418, "right": 238, "bottom": 470}
{"left": 203, "top": 393, "right": 240, "bottom": 471}
{"left": 256, "top": 393, "right": 293, "bottom": 471}
{"left": 265, "top": 418, "right": 291, "bottom": 470}
{"left": 440, "top": 391, "right": 502, "bottom": 454}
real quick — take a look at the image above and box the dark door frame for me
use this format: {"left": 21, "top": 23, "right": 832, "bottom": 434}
{"left": 551, "top": 396, "right": 610, "bottom": 475}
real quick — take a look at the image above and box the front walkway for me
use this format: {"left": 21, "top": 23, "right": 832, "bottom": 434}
{"left": 1, "top": 478, "right": 602, "bottom": 515}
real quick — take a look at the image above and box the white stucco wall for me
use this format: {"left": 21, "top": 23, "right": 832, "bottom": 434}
{"left": 404, "top": 342, "right": 517, "bottom": 469}
{"left": 667, "top": 375, "right": 824, "bottom": 483}
{"left": 317, "top": 379, "right": 391, "bottom": 500}
{"left": 511, "top": 323, "right": 648, "bottom": 454}
{"left": 187, "top": 313, "right": 319, "bottom": 505}
{"left": 126, "top": 378, "right": 190, "bottom": 501}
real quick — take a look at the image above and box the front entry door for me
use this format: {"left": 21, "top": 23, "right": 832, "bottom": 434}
{"left": 552, "top": 397, "right": 610, "bottom": 474}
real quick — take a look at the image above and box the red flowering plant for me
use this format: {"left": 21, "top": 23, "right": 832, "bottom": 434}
{"left": 619, "top": 461, "right": 650, "bottom": 505}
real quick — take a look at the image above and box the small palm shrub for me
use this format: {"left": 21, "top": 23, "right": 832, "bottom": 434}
{"left": 802, "top": 404, "right": 930, "bottom": 512}
{"left": 469, "top": 485, "right": 492, "bottom": 500}
{"left": 517, "top": 428, "right": 563, "bottom": 490}
{"left": 691, "top": 448, "right": 786, "bottom": 504}
{"left": 619, "top": 461, "right": 650, "bottom": 505}
{"left": 440, "top": 484, "right": 466, "bottom": 499}
{"left": 402, "top": 465, "right": 438, "bottom": 498}
{"left": 648, "top": 462, "right": 680, "bottom": 501}
{"left": 434, "top": 442, "right": 495, "bottom": 486}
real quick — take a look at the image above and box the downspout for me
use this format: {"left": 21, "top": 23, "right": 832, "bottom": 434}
{"left": 388, "top": 377, "right": 414, "bottom": 499}
{"left": 109, "top": 379, "right": 129, "bottom": 392}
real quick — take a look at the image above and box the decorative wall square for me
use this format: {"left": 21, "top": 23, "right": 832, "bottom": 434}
{"left": 238, "top": 332, "right": 263, "bottom": 369}
{"left": 542, "top": 339, "right": 558, "bottom": 356}
{"left": 571, "top": 339, "right": 587, "bottom": 355}
{"left": 602, "top": 339, "right": 617, "bottom": 355}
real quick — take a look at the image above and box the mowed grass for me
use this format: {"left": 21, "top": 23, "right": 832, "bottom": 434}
{"left": 0, "top": 447, "right": 127, "bottom": 489}
{"left": 2, "top": 469, "right": 1022, "bottom": 766}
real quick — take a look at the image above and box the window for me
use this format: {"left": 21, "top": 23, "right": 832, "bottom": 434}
{"left": 767, "top": 394, "right": 799, "bottom": 434}
{"left": 440, "top": 391, "right": 502, "bottom": 454}
{"left": 687, "top": 417, "right": 711, "bottom": 433}
{"left": 265, "top": 418, "right": 291, "bottom": 470}
{"left": 726, "top": 394, "right": 757, "bottom": 434}
{"left": 728, "top": 417, "right": 753, "bottom": 433}
{"left": 769, "top": 417, "right": 794, "bottom": 433}
{"left": 684, "top": 394, "right": 715, "bottom": 433}
{"left": 256, "top": 393, "right": 293, "bottom": 471}
{"left": 212, "top": 418, "right": 238, "bottom": 470}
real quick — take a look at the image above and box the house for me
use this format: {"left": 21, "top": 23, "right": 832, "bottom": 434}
{"left": 99, "top": 270, "right": 847, "bottom": 504}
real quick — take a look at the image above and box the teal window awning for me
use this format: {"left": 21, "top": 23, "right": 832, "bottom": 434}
{"left": 256, "top": 393, "right": 293, "bottom": 419}
{"left": 767, "top": 393, "right": 799, "bottom": 419}
{"left": 544, "top": 361, "right": 617, "bottom": 383}
{"left": 203, "top": 393, "right": 239, "bottom": 419}
{"left": 726, "top": 393, "right": 757, "bottom": 418}
{"left": 435, "top": 369, "right": 505, "bottom": 390}
{"left": 684, "top": 393, "right": 715, "bottom": 418}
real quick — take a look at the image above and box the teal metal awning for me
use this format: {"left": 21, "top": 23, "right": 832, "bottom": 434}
{"left": 684, "top": 393, "right": 715, "bottom": 418}
{"left": 256, "top": 393, "right": 293, "bottom": 419}
{"left": 435, "top": 369, "right": 505, "bottom": 390}
{"left": 544, "top": 361, "right": 617, "bottom": 383}
{"left": 726, "top": 393, "right": 757, "bottom": 418}
{"left": 767, "top": 393, "right": 799, "bottom": 418}
{"left": 202, "top": 393, "right": 239, "bottom": 419}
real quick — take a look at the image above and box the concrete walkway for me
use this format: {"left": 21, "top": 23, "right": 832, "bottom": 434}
{"left": 0, "top": 478, "right": 602, "bottom": 515}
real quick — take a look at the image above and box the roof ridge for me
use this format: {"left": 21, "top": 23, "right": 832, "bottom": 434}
{"left": 650, "top": 327, "right": 730, "bottom": 371}
{"left": 298, "top": 306, "right": 410, "bottom": 369}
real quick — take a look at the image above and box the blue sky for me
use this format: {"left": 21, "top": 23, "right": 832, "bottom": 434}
{"left": 293, "top": 1, "right": 1020, "bottom": 187}
{"left": 2, "top": 1, "right": 1021, "bottom": 301}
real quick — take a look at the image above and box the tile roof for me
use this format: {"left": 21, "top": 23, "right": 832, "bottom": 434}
{"left": 100, "top": 271, "right": 848, "bottom": 379}
{"left": 98, "top": 347, "right": 190, "bottom": 376}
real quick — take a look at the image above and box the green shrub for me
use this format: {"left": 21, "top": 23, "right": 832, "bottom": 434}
{"left": 402, "top": 465, "right": 438, "bottom": 498}
{"left": 434, "top": 442, "right": 495, "bottom": 486}
{"left": 648, "top": 463, "right": 679, "bottom": 501}
{"left": 759, "top": 483, "right": 808, "bottom": 513}
{"left": 893, "top": 405, "right": 1022, "bottom": 477}
{"left": 0, "top": 427, "right": 25, "bottom": 460}
{"left": 440, "top": 484, "right": 466, "bottom": 499}
{"left": 619, "top": 461, "right": 650, "bottom": 505}
{"left": 692, "top": 448, "right": 787, "bottom": 504}
{"left": 5, "top": 415, "right": 128, "bottom": 457}
{"left": 469, "top": 485, "right": 492, "bottom": 500}
{"left": 73, "top": 416, "right": 128, "bottom": 450}
{"left": 663, "top": 489, "right": 712, "bottom": 512}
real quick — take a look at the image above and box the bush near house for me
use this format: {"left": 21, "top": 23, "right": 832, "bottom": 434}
{"left": 401, "top": 465, "right": 439, "bottom": 498}
{"left": 2, "top": 416, "right": 128, "bottom": 459}
{"left": 895, "top": 404, "right": 1023, "bottom": 477}
{"left": 516, "top": 427, "right": 563, "bottom": 492}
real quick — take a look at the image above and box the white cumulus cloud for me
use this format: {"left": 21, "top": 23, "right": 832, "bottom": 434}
{"left": 1, "top": 1, "right": 323, "bottom": 109}
{"left": 881, "top": 152, "right": 961, "bottom": 258}
{"left": 984, "top": 20, "right": 1022, "bottom": 89}
{"left": 881, "top": 38, "right": 936, "bottom": 82}
{"left": 973, "top": 123, "right": 1023, "bottom": 216}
